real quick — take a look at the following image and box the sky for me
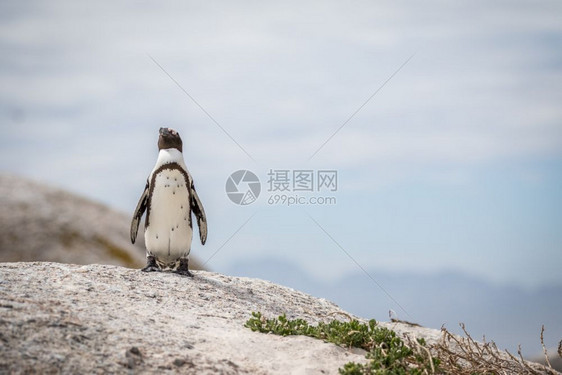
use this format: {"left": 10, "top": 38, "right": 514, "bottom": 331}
{"left": 1, "top": 0, "right": 561, "bottom": 297}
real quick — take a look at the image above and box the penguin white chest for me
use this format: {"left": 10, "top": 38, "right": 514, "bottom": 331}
{"left": 145, "top": 169, "right": 193, "bottom": 266}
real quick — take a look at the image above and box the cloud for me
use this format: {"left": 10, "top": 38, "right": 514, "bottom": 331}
{"left": 1, "top": 0, "right": 561, "bottom": 288}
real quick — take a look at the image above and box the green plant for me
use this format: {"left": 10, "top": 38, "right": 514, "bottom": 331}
{"left": 245, "top": 312, "right": 559, "bottom": 374}
{"left": 245, "top": 312, "right": 439, "bottom": 374}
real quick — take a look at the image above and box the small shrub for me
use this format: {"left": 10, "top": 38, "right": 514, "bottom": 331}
{"left": 245, "top": 312, "right": 438, "bottom": 374}
{"left": 245, "top": 312, "right": 558, "bottom": 375}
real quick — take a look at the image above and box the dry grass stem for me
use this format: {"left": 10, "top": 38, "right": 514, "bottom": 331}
{"left": 541, "top": 326, "right": 552, "bottom": 369}
{"left": 431, "top": 324, "right": 560, "bottom": 375}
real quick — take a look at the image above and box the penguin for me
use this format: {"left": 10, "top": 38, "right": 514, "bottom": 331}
{"left": 130, "top": 127, "right": 207, "bottom": 277}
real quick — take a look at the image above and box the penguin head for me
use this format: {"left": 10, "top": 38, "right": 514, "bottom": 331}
{"left": 158, "top": 127, "right": 183, "bottom": 152}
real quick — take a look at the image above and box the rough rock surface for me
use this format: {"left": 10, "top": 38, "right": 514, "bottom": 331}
{"left": 0, "top": 174, "right": 203, "bottom": 270}
{"left": 0, "top": 262, "right": 372, "bottom": 374}
{"left": 0, "top": 262, "right": 557, "bottom": 374}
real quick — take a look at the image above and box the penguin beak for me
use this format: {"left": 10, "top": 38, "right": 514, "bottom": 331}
{"left": 159, "top": 127, "right": 177, "bottom": 136}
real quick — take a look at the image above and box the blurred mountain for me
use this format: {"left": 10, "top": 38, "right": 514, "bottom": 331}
{"left": 0, "top": 174, "right": 203, "bottom": 270}
{"left": 225, "top": 258, "right": 562, "bottom": 359}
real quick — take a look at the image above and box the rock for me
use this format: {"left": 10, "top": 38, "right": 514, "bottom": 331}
{"left": 0, "top": 262, "right": 557, "bottom": 374}
{"left": 0, "top": 262, "right": 370, "bottom": 374}
{"left": 0, "top": 175, "right": 204, "bottom": 270}
{"left": 124, "top": 346, "right": 143, "bottom": 369}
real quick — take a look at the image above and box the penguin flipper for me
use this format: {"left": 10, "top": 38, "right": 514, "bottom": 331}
{"left": 130, "top": 180, "right": 149, "bottom": 244}
{"left": 190, "top": 182, "right": 207, "bottom": 245}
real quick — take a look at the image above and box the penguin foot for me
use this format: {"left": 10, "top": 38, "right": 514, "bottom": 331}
{"left": 141, "top": 265, "right": 160, "bottom": 273}
{"left": 174, "top": 258, "right": 194, "bottom": 277}
{"left": 174, "top": 269, "right": 194, "bottom": 277}
{"left": 141, "top": 256, "right": 159, "bottom": 273}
